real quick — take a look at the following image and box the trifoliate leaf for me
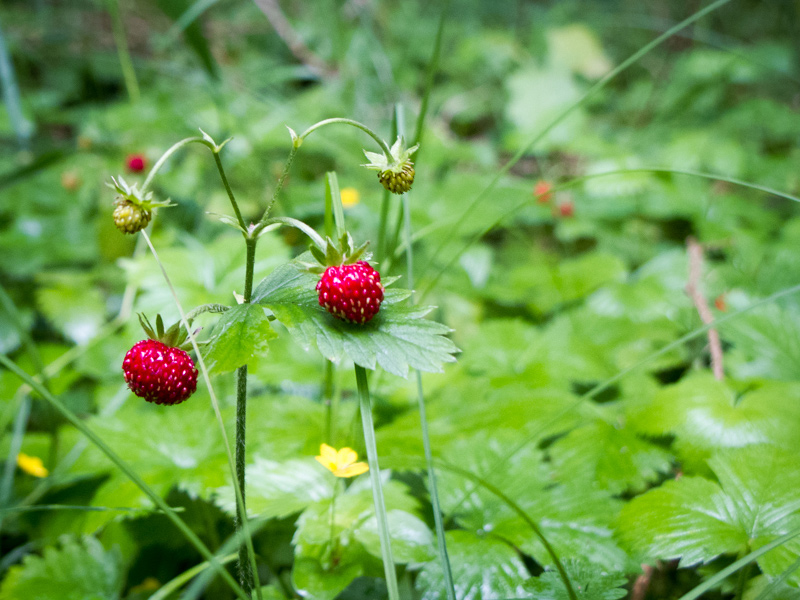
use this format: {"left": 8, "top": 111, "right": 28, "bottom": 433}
{"left": 203, "top": 303, "right": 276, "bottom": 374}
{"left": 525, "top": 559, "right": 627, "bottom": 600}
{"left": 416, "top": 530, "right": 529, "bottom": 600}
{"left": 0, "top": 536, "right": 123, "bottom": 600}
{"left": 549, "top": 419, "right": 674, "bottom": 494}
{"left": 252, "top": 256, "right": 459, "bottom": 377}
{"left": 617, "top": 445, "right": 800, "bottom": 586}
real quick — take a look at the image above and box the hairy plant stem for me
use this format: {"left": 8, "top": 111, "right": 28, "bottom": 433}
{"left": 355, "top": 365, "right": 400, "bottom": 600}
{"left": 234, "top": 235, "right": 258, "bottom": 595}
{"left": 214, "top": 152, "right": 247, "bottom": 230}
{"left": 299, "top": 118, "right": 393, "bottom": 161}
{"left": 260, "top": 145, "right": 298, "bottom": 224}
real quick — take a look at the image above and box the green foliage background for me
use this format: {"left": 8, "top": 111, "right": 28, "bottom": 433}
{"left": 1, "top": 0, "right": 800, "bottom": 599}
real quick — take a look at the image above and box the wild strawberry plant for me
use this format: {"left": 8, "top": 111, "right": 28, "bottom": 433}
{"left": 2, "top": 1, "right": 800, "bottom": 600}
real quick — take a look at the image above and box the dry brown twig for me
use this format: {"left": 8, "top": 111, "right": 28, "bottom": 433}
{"left": 685, "top": 237, "right": 724, "bottom": 380}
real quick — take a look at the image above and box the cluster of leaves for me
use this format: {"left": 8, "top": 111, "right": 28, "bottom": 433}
{"left": 2, "top": 1, "right": 800, "bottom": 600}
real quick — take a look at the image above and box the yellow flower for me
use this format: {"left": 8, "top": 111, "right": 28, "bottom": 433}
{"left": 340, "top": 187, "right": 360, "bottom": 208}
{"left": 17, "top": 453, "right": 48, "bottom": 478}
{"left": 315, "top": 443, "right": 368, "bottom": 478}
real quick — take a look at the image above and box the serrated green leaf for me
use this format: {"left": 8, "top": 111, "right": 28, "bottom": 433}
{"left": 252, "top": 256, "right": 458, "bottom": 377}
{"left": 0, "top": 536, "right": 123, "bottom": 600}
{"left": 627, "top": 373, "right": 800, "bottom": 472}
{"left": 292, "top": 556, "right": 362, "bottom": 600}
{"left": 549, "top": 419, "right": 674, "bottom": 494}
{"left": 525, "top": 559, "right": 627, "bottom": 600}
{"left": 415, "top": 530, "right": 529, "bottom": 600}
{"left": 617, "top": 445, "right": 800, "bottom": 585}
{"left": 203, "top": 303, "right": 276, "bottom": 374}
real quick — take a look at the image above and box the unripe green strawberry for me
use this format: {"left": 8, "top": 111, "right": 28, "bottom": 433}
{"left": 113, "top": 199, "right": 152, "bottom": 234}
{"left": 378, "top": 163, "right": 415, "bottom": 195}
{"left": 362, "top": 137, "right": 419, "bottom": 196}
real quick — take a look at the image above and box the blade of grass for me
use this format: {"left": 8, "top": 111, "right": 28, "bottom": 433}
{"left": 355, "top": 364, "right": 400, "bottom": 600}
{"left": 0, "top": 353, "right": 250, "bottom": 600}
{"left": 0, "top": 397, "right": 31, "bottom": 526}
{"left": 419, "top": 0, "right": 733, "bottom": 284}
{"left": 106, "top": 0, "right": 140, "bottom": 102}
{"left": 752, "top": 554, "right": 800, "bottom": 600}
{"left": 411, "top": 0, "right": 450, "bottom": 149}
{"left": 0, "top": 15, "right": 33, "bottom": 148}
{"left": 149, "top": 553, "right": 237, "bottom": 600}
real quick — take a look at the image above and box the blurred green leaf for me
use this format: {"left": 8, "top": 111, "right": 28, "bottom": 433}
{"left": 525, "top": 559, "right": 627, "bottom": 600}
{"left": 0, "top": 536, "right": 123, "bottom": 600}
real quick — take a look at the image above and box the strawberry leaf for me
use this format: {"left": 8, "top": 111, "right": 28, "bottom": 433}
{"left": 203, "top": 303, "right": 277, "bottom": 374}
{"left": 252, "top": 256, "right": 458, "bottom": 377}
{"left": 616, "top": 445, "right": 800, "bottom": 585}
{"left": 525, "top": 559, "right": 628, "bottom": 600}
{"left": 0, "top": 536, "right": 123, "bottom": 600}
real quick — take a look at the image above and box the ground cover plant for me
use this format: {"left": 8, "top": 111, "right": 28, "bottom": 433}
{"left": 1, "top": 0, "right": 800, "bottom": 599}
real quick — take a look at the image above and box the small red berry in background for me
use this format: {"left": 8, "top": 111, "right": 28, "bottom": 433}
{"left": 555, "top": 201, "right": 574, "bottom": 218}
{"left": 317, "top": 261, "right": 384, "bottom": 324}
{"left": 123, "top": 339, "right": 198, "bottom": 405}
{"left": 126, "top": 154, "right": 147, "bottom": 173}
{"left": 534, "top": 180, "right": 553, "bottom": 204}
{"left": 714, "top": 294, "right": 727, "bottom": 312}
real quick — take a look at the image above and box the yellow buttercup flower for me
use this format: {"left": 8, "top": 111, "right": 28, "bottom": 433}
{"left": 340, "top": 187, "right": 360, "bottom": 208}
{"left": 315, "top": 443, "right": 368, "bottom": 478}
{"left": 17, "top": 453, "right": 48, "bottom": 478}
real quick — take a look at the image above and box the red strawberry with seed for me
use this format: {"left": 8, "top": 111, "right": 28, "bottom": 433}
{"left": 123, "top": 339, "right": 198, "bottom": 405}
{"left": 126, "top": 153, "right": 147, "bottom": 173}
{"left": 317, "top": 261, "right": 384, "bottom": 324}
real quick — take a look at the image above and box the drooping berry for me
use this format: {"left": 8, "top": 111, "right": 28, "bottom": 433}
{"left": 534, "top": 180, "right": 553, "bottom": 204}
{"left": 316, "top": 261, "right": 384, "bottom": 324}
{"left": 126, "top": 154, "right": 147, "bottom": 173}
{"left": 113, "top": 199, "right": 152, "bottom": 234}
{"left": 123, "top": 339, "right": 198, "bottom": 405}
{"left": 378, "top": 163, "right": 415, "bottom": 195}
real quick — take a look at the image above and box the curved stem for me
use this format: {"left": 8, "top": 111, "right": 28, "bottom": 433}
{"left": 355, "top": 365, "right": 400, "bottom": 600}
{"left": 299, "top": 118, "right": 393, "bottom": 161}
{"left": 141, "top": 137, "right": 210, "bottom": 192}
{"left": 213, "top": 152, "right": 247, "bottom": 231}
{"left": 262, "top": 216, "right": 326, "bottom": 251}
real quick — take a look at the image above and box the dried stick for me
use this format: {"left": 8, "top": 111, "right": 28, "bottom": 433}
{"left": 631, "top": 564, "right": 654, "bottom": 600}
{"left": 686, "top": 237, "right": 724, "bottom": 380}
{"left": 251, "top": 0, "right": 335, "bottom": 77}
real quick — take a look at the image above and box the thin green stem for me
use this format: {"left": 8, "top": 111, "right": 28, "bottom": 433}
{"left": 0, "top": 14, "right": 33, "bottom": 148}
{"left": 376, "top": 189, "right": 392, "bottom": 264}
{"left": 752, "top": 554, "right": 800, "bottom": 600}
{"left": 141, "top": 137, "right": 209, "bottom": 192}
{"left": 325, "top": 172, "right": 346, "bottom": 239}
{"left": 0, "top": 396, "right": 31, "bottom": 537}
{"left": 213, "top": 152, "right": 247, "bottom": 231}
{"left": 0, "top": 353, "right": 250, "bottom": 600}
{"left": 355, "top": 365, "right": 400, "bottom": 600}
{"left": 299, "top": 118, "right": 393, "bottom": 161}
{"left": 140, "top": 231, "right": 262, "bottom": 599}
{"left": 419, "top": 0, "right": 733, "bottom": 281}
{"left": 323, "top": 360, "right": 335, "bottom": 445}
{"left": 107, "top": 0, "right": 140, "bottom": 103}
{"left": 260, "top": 145, "right": 298, "bottom": 223}
{"left": 149, "top": 553, "right": 238, "bottom": 600}
{"left": 262, "top": 216, "right": 326, "bottom": 251}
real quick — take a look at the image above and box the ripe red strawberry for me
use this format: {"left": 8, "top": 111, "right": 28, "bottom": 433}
{"left": 123, "top": 339, "right": 198, "bottom": 405}
{"left": 316, "top": 261, "right": 384, "bottom": 324}
{"left": 533, "top": 180, "right": 553, "bottom": 204}
{"left": 126, "top": 154, "right": 147, "bottom": 173}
